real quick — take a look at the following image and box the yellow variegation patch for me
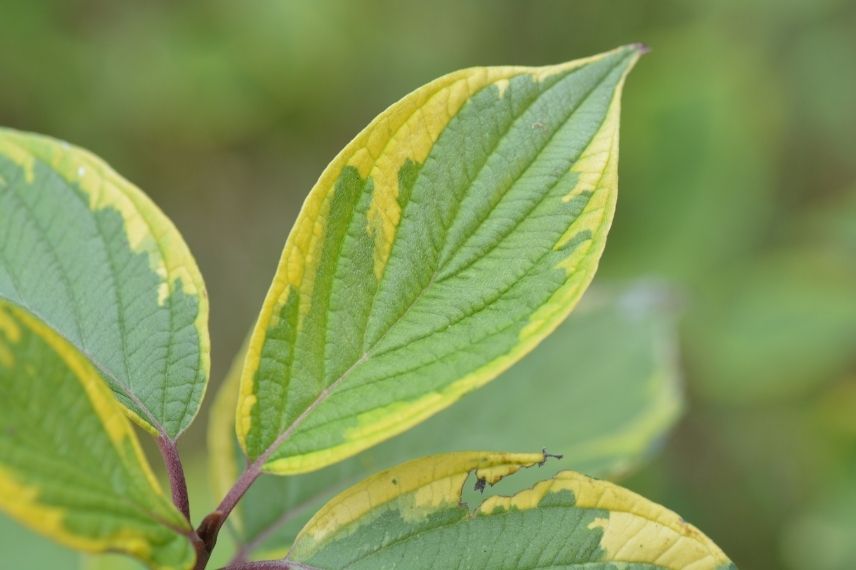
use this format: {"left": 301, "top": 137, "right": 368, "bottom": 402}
{"left": 480, "top": 471, "right": 732, "bottom": 569}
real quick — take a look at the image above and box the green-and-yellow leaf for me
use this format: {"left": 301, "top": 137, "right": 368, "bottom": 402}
{"left": 0, "top": 301, "right": 195, "bottom": 569}
{"left": 210, "top": 284, "right": 683, "bottom": 558}
{"left": 280, "top": 451, "right": 734, "bottom": 569}
{"left": 238, "top": 45, "right": 644, "bottom": 475}
{"left": 0, "top": 128, "right": 210, "bottom": 439}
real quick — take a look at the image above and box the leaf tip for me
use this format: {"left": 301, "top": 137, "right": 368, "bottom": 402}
{"left": 629, "top": 42, "right": 652, "bottom": 56}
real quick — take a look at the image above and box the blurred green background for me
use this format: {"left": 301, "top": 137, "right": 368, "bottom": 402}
{"left": 1, "top": 1, "right": 855, "bottom": 568}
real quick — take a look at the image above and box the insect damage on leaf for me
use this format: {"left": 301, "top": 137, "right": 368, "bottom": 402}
{"left": 285, "top": 452, "right": 735, "bottom": 569}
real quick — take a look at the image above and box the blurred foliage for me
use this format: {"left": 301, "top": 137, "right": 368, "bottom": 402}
{"left": 1, "top": 1, "right": 854, "bottom": 569}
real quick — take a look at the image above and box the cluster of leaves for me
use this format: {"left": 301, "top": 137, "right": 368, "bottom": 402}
{"left": 0, "top": 45, "right": 734, "bottom": 569}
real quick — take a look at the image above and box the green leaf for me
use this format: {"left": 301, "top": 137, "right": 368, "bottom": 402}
{"left": 0, "top": 128, "right": 210, "bottom": 439}
{"left": 210, "top": 283, "right": 683, "bottom": 558}
{"left": 280, "top": 451, "right": 734, "bottom": 569}
{"left": 0, "top": 301, "right": 195, "bottom": 569}
{"left": 237, "top": 45, "right": 644, "bottom": 475}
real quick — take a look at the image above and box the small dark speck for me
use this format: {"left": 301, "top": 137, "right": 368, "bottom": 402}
{"left": 391, "top": 478, "right": 398, "bottom": 485}
{"left": 539, "top": 448, "right": 564, "bottom": 466}
{"left": 474, "top": 478, "right": 487, "bottom": 494}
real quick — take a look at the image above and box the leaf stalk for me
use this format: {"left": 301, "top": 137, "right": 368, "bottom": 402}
{"left": 157, "top": 435, "right": 191, "bottom": 521}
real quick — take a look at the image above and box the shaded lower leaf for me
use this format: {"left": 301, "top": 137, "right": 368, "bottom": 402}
{"left": 0, "top": 301, "right": 195, "bottom": 569}
{"left": 210, "top": 283, "right": 683, "bottom": 560}
{"left": 282, "top": 451, "right": 733, "bottom": 569}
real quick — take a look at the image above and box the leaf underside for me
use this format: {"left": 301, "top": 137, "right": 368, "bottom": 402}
{"left": 284, "top": 452, "right": 735, "bottom": 570}
{"left": 238, "top": 45, "right": 644, "bottom": 475}
{"left": 0, "top": 301, "right": 194, "bottom": 569}
{"left": 0, "top": 128, "right": 210, "bottom": 439}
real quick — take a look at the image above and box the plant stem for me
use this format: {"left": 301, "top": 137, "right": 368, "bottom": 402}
{"left": 157, "top": 435, "right": 191, "bottom": 521}
{"left": 200, "top": 390, "right": 321, "bottom": 565}
{"left": 157, "top": 436, "right": 212, "bottom": 569}
{"left": 189, "top": 531, "right": 211, "bottom": 570}
{"left": 215, "top": 460, "right": 263, "bottom": 520}
{"left": 223, "top": 561, "right": 317, "bottom": 570}
{"left": 195, "top": 459, "right": 263, "bottom": 562}
{"left": 228, "top": 483, "right": 344, "bottom": 566}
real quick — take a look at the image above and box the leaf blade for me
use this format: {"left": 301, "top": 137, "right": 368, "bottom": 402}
{"left": 239, "top": 45, "right": 644, "bottom": 474}
{"left": 0, "top": 301, "right": 195, "bottom": 569}
{"left": 0, "top": 128, "right": 210, "bottom": 439}
{"left": 285, "top": 451, "right": 734, "bottom": 569}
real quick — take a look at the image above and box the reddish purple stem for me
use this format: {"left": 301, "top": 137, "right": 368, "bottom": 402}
{"left": 157, "top": 435, "right": 191, "bottom": 521}
{"left": 224, "top": 561, "right": 316, "bottom": 570}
